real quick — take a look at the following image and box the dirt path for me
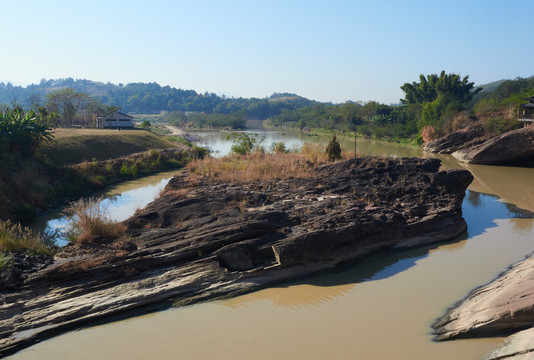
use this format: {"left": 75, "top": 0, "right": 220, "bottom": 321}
{"left": 163, "top": 125, "right": 185, "bottom": 135}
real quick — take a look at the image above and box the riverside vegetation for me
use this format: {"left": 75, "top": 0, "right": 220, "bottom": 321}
{"left": 2, "top": 73, "right": 532, "bottom": 144}
{"left": 0, "top": 107, "right": 206, "bottom": 261}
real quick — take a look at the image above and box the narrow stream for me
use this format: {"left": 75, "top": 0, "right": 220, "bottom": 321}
{"left": 12, "top": 130, "right": 534, "bottom": 360}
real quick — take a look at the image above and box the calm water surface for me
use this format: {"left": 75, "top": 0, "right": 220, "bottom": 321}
{"left": 12, "top": 130, "right": 534, "bottom": 360}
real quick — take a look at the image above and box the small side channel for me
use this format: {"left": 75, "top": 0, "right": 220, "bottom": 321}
{"left": 30, "top": 170, "right": 181, "bottom": 246}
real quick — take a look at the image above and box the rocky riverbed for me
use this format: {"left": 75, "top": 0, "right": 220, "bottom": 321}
{"left": 0, "top": 156, "right": 473, "bottom": 357}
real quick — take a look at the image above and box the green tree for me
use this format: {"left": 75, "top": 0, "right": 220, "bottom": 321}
{"left": 46, "top": 88, "right": 92, "bottom": 127}
{"left": 326, "top": 135, "right": 342, "bottom": 161}
{"left": 140, "top": 120, "right": 151, "bottom": 129}
{"left": 0, "top": 107, "right": 54, "bottom": 156}
{"left": 229, "top": 132, "right": 260, "bottom": 155}
{"left": 400, "top": 71, "right": 482, "bottom": 135}
{"left": 401, "top": 71, "right": 481, "bottom": 105}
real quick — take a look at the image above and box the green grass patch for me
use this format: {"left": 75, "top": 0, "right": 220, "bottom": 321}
{"left": 38, "top": 128, "right": 177, "bottom": 166}
{"left": 167, "top": 135, "right": 192, "bottom": 146}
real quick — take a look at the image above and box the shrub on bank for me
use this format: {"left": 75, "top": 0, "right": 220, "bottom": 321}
{"left": 0, "top": 220, "right": 53, "bottom": 256}
{"left": 71, "top": 148, "right": 206, "bottom": 187}
{"left": 185, "top": 143, "right": 354, "bottom": 185}
{"left": 63, "top": 197, "right": 126, "bottom": 244}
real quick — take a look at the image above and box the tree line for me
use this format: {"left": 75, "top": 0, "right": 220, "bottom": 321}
{"left": 1, "top": 73, "right": 532, "bottom": 140}
{"left": 268, "top": 72, "right": 534, "bottom": 143}
{"left": 0, "top": 79, "right": 319, "bottom": 119}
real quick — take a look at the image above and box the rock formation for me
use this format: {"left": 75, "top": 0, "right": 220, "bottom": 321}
{"left": 452, "top": 125, "right": 534, "bottom": 165}
{"left": 486, "top": 327, "right": 534, "bottom": 360}
{"left": 424, "top": 124, "right": 534, "bottom": 165}
{"left": 433, "top": 252, "right": 534, "bottom": 341}
{"left": 423, "top": 125, "right": 487, "bottom": 154}
{"left": 0, "top": 157, "right": 472, "bottom": 356}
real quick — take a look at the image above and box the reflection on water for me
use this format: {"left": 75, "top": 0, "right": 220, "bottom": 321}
{"left": 435, "top": 153, "right": 534, "bottom": 213}
{"left": 194, "top": 129, "right": 422, "bottom": 159}
{"left": 31, "top": 170, "right": 181, "bottom": 246}
{"left": 463, "top": 191, "right": 534, "bottom": 238}
{"left": 10, "top": 188, "right": 534, "bottom": 360}
{"left": 222, "top": 284, "right": 356, "bottom": 310}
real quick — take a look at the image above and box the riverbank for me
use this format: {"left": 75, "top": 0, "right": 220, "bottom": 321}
{"left": 0, "top": 128, "right": 204, "bottom": 224}
{"left": 0, "top": 155, "right": 473, "bottom": 357}
{"left": 38, "top": 128, "right": 177, "bottom": 166}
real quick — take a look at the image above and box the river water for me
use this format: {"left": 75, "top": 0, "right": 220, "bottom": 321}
{"left": 10, "top": 130, "right": 534, "bottom": 360}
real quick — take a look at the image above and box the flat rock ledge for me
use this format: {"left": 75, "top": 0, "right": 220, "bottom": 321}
{"left": 486, "top": 327, "right": 534, "bottom": 360}
{"left": 0, "top": 157, "right": 473, "bottom": 356}
{"left": 433, "top": 252, "right": 534, "bottom": 344}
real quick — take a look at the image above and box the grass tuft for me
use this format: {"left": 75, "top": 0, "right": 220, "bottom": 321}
{"left": 63, "top": 197, "right": 126, "bottom": 244}
{"left": 185, "top": 144, "right": 355, "bottom": 185}
{"left": 0, "top": 220, "right": 53, "bottom": 255}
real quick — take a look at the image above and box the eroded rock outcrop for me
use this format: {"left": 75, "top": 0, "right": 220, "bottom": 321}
{"left": 424, "top": 125, "right": 487, "bottom": 154}
{"left": 452, "top": 125, "right": 534, "bottom": 165}
{"left": 486, "top": 327, "right": 534, "bottom": 360}
{"left": 425, "top": 124, "right": 534, "bottom": 165}
{"left": 0, "top": 157, "right": 472, "bottom": 356}
{"left": 433, "top": 252, "right": 534, "bottom": 342}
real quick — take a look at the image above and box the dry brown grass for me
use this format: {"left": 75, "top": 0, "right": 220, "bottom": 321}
{"left": 63, "top": 197, "right": 127, "bottom": 244}
{"left": 185, "top": 144, "right": 355, "bottom": 185}
{"left": 0, "top": 220, "right": 52, "bottom": 255}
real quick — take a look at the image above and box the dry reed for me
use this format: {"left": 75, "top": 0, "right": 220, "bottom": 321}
{"left": 0, "top": 220, "right": 52, "bottom": 254}
{"left": 185, "top": 144, "right": 355, "bottom": 185}
{"left": 63, "top": 197, "right": 126, "bottom": 244}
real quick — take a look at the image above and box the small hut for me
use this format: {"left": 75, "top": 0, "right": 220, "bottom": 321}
{"left": 96, "top": 110, "right": 134, "bottom": 129}
{"left": 519, "top": 96, "right": 534, "bottom": 126}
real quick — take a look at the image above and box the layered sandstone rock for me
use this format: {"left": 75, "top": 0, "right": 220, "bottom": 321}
{"left": 452, "top": 125, "right": 534, "bottom": 165}
{"left": 0, "top": 157, "right": 472, "bottom": 356}
{"left": 433, "top": 253, "right": 534, "bottom": 341}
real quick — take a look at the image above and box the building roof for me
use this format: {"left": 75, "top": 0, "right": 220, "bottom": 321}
{"left": 520, "top": 103, "right": 534, "bottom": 108}
{"left": 524, "top": 96, "right": 534, "bottom": 102}
{"left": 99, "top": 109, "right": 134, "bottom": 118}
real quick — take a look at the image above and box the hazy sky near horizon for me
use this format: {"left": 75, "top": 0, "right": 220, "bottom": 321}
{"left": 1, "top": 0, "right": 532, "bottom": 104}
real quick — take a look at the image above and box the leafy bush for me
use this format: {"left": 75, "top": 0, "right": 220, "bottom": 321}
{"left": 421, "top": 126, "right": 436, "bottom": 144}
{"left": 168, "top": 135, "right": 192, "bottom": 147}
{"left": 228, "top": 132, "right": 263, "bottom": 155}
{"left": 119, "top": 163, "right": 138, "bottom": 178}
{"left": 0, "top": 107, "right": 54, "bottom": 157}
{"left": 140, "top": 120, "right": 151, "bottom": 129}
{"left": 270, "top": 142, "right": 288, "bottom": 153}
{"left": 483, "top": 117, "right": 522, "bottom": 136}
{"left": 325, "top": 135, "right": 342, "bottom": 161}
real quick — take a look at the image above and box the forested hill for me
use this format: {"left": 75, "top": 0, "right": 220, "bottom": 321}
{"left": 0, "top": 78, "right": 320, "bottom": 119}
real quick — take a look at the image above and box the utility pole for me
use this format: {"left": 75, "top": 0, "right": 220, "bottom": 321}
{"left": 354, "top": 129, "right": 357, "bottom": 158}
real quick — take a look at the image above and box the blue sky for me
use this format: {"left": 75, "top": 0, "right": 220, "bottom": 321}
{"left": 1, "top": 0, "right": 532, "bottom": 104}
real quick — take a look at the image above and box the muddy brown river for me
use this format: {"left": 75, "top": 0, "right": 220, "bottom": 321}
{"left": 9, "top": 133, "right": 534, "bottom": 360}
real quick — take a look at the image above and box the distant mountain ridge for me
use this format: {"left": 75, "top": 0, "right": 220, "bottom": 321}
{"left": 0, "top": 78, "right": 319, "bottom": 119}
{"left": 1, "top": 75, "right": 533, "bottom": 118}
{"left": 475, "top": 75, "right": 534, "bottom": 94}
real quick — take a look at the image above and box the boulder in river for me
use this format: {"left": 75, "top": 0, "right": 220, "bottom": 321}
{"left": 433, "top": 252, "right": 534, "bottom": 341}
{"left": 452, "top": 125, "right": 534, "bottom": 165}
{"left": 423, "top": 125, "right": 487, "bottom": 154}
